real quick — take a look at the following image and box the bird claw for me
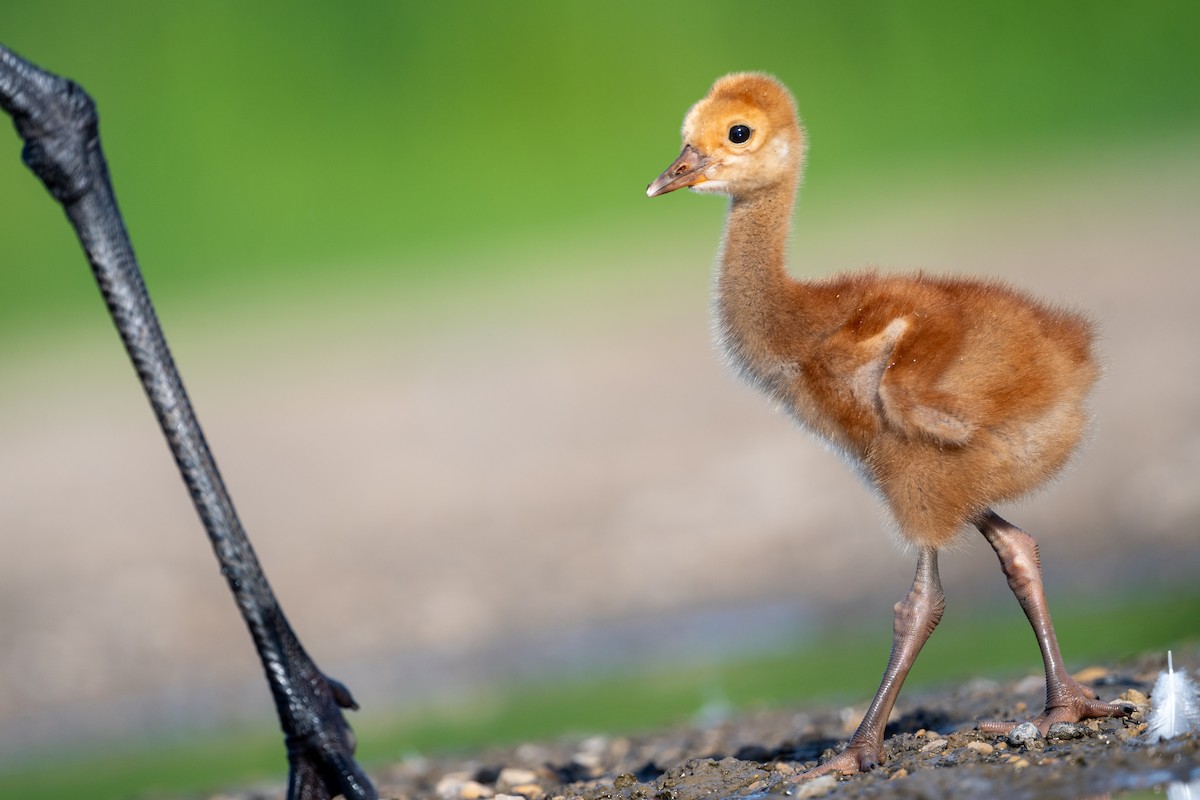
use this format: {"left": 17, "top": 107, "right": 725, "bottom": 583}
{"left": 287, "top": 742, "right": 374, "bottom": 800}
{"left": 978, "top": 676, "right": 1134, "bottom": 736}
{"left": 793, "top": 742, "right": 880, "bottom": 781}
{"left": 328, "top": 675, "right": 361, "bottom": 711}
{"left": 282, "top": 672, "right": 376, "bottom": 800}
{"left": 287, "top": 748, "right": 375, "bottom": 800}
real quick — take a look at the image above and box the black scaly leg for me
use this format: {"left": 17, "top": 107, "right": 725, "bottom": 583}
{"left": 0, "top": 44, "right": 376, "bottom": 800}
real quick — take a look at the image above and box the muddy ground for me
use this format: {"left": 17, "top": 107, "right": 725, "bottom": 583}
{"left": 215, "top": 649, "right": 1200, "bottom": 800}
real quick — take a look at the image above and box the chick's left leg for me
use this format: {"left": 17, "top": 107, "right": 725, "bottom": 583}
{"left": 975, "top": 510, "right": 1132, "bottom": 734}
{"left": 798, "top": 547, "right": 944, "bottom": 779}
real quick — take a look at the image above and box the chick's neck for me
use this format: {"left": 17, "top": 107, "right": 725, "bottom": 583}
{"left": 713, "top": 174, "right": 807, "bottom": 389}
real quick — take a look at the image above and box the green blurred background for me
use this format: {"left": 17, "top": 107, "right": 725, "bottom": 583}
{"left": 4, "top": 1, "right": 1197, "bottom": 339}
{"left": 2, "top": 2, "right": 1199, "bottom": 797}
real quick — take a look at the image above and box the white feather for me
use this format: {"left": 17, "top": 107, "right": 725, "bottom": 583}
{"left": 1148, "top": 651, "right": 1200, "bottom": 741}
{"left": 1168, "top": 778, "right": 1200, "bottom": 800}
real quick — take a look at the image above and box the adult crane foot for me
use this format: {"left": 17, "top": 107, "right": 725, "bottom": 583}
{"left": 285, "top": 674, "right": 375, "bottom": 800}
{"left": 274, "top": 655, "right": 377, "bottom": 798}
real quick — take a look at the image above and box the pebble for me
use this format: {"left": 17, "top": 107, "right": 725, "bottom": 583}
{"left": 1122, "top": 688, "right": 1150, "bottom": 706}
{"left": 435, "top": 773, "right": 495, "bottom": 800}
{"left": 612, "top": 774, "right": 638, "bottom": 790}
{"left": 569, "top": 752, "right": 603, "bottom": 778}
{"left": 965, "top": 741, "right": 995, "bottom": 756}
{"left": 773, "top": 762, "right": 796, "bottom": 775}
{"left": 497, "top": 768, "right": 539, "bottom": 789}
{"left": 1006, "top": 721, "right": 1042, "bottom": 748}
{"left": 462, "top": 781, "right": 496, "bottom": 800}
{"left": 1046, "top": 722, "right": 1087, "bottom": 741}
{"left": 889, "top": 768, "right": 909, "bottom": 780}
{"left": 919, "top": 738, "right": 948, "bottom": 754}
{"left": 1116, "top": 723, "right": 1148, "bottom": 742}
{"left": 789, "top": 774, "right": 837, "bottom": 798}
{"left": 511, "top": 784, "right": 545, "bottom": 800}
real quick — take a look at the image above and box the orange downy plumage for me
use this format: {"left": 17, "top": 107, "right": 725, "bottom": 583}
{"left": 647, "top": 72, "right": 1128, "bottom": 779}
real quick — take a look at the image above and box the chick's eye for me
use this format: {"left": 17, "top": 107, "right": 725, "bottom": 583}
{"left": 728, "top": 124, "right": 752, "bottom": 144}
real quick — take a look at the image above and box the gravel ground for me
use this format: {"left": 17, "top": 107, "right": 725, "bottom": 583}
{"left": 213, "top": 649, "right": 1200, "bottom": 800}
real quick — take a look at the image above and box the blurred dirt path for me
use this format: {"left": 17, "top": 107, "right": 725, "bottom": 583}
{"left": 1, "top": 150, "right": 1198, "bottom": 759}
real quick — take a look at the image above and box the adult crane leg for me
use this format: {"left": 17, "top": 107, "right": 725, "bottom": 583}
{"left": 0, "top": 44, "right": 377, "bottom": 800}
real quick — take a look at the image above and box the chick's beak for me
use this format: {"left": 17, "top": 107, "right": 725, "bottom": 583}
{"left": 646, "top": 144, "right": 710, "bottom": 198}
